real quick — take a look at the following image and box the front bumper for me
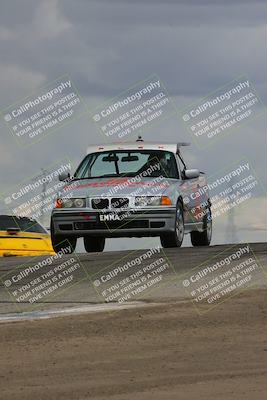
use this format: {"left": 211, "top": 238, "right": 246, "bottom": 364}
{"left": 51, "top": 208, "right": 176, "bottom": 238}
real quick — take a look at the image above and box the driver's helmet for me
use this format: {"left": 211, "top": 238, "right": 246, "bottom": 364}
{"left": 146, "top": 153, "right": 167, "bottom": 175}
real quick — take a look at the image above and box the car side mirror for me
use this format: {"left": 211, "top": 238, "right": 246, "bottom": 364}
{"left": 184, "top": 169, "right": 200, "bottom": 179}
{"left": 59, "top": 172, "right": 71, "bottom": 182}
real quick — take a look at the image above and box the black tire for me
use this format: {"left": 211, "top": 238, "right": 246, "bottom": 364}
{"left": 190, "top": 207, "right": 212, "bottom": 246}
{"left": 160, "top": 201, "right": 184, "bottom": 248}
{"left": 83, "top": 236, "right": 105, "bottom": 252}
{"left": 51, "top": 235, "right": 77, "bottom": 254}
{"left": 50, "top": 221, "right": 77, "bottom": 253}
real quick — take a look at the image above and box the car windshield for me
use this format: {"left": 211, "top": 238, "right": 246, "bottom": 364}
{"left": 0, "top": 215, "right": 47, "bottom": 234}
{"left": 75, "top": 150, "right": 179, "bottom": 179}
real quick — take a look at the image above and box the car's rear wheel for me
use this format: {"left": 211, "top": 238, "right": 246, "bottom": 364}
{"left": 50, "top": 222, "right": 77, "bottom": 253}
{"left": 83, "top": 236, "right": 105, "bottom": 252}
{"left": 160, "top": 201, "right": 184, "bottom": 248}
{"left": 190, "top": 207, "right": 212, "bottom": 246}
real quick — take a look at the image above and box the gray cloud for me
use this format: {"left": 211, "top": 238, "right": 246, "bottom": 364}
{"left": 0, "top": 0, "right": 266, "bottom": 247}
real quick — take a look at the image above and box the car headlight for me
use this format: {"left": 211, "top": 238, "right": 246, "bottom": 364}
{"left": 73, "top": 198, "right": 86, "bottom": 208}
{"left": 55, "top": 198, "right": 86, "bottom": 208}
{"left": 135, "top": 196, "right": 172, "bottom": 207}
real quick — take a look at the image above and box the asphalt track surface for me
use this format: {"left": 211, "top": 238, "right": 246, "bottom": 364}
{"left": 0, "top": 242, "right": 266, "bottom": 316}
{"left": 0, "top": 243, "right": 267, "bottom": 399}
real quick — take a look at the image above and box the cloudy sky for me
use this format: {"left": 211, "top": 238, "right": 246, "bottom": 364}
{"left": 0, "top": 0, "right": 266, "bottom": 251}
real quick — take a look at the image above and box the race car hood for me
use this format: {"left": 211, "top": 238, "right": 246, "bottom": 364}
{"left": 61, "top": 176, "right": 178, "bottom": 198}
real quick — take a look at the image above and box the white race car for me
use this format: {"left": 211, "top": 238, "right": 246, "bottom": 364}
{"left": 50, "top": 138, "right": 212, "bottom": 253}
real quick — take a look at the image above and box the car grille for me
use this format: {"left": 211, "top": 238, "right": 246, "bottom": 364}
{"left": 91, "top": 197, "right": 129, "bottom": 210}
{"left": 111, "top": 198, "right": 129, "bottom": 209}
{"left": 91, "top": 198, "right": 109, "bottom": 210}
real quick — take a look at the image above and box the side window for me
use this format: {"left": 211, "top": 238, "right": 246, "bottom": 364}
{"left": 164, "top": 153, "right": 179, "bottom": 179}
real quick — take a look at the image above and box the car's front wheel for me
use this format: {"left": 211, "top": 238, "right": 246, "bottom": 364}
{"left": 190, "top": 207, "right": 212, "bottom": 246}
{"left": 51, "top": 235, "right": 77, "bottom": 254}
{"left": 83, "top": 236, "right": 105, "bottom": 252}
{"left": 50, "top": 222, "right": 77, "bottom": 253}
{"left": 160, "top": 201, "right": 184, "bottom": 248}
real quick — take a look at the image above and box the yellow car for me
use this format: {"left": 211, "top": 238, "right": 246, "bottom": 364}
{"left": 0, "top": 215, "right": 55, "bottom": 257}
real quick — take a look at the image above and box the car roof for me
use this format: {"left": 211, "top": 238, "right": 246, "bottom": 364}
{"left": 86, "top": 141, "right": 190, "bottom": 154}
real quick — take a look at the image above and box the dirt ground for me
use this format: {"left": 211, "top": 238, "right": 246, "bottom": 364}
{"left": 0, "top": 288, "right": 266, "bottom": 400}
